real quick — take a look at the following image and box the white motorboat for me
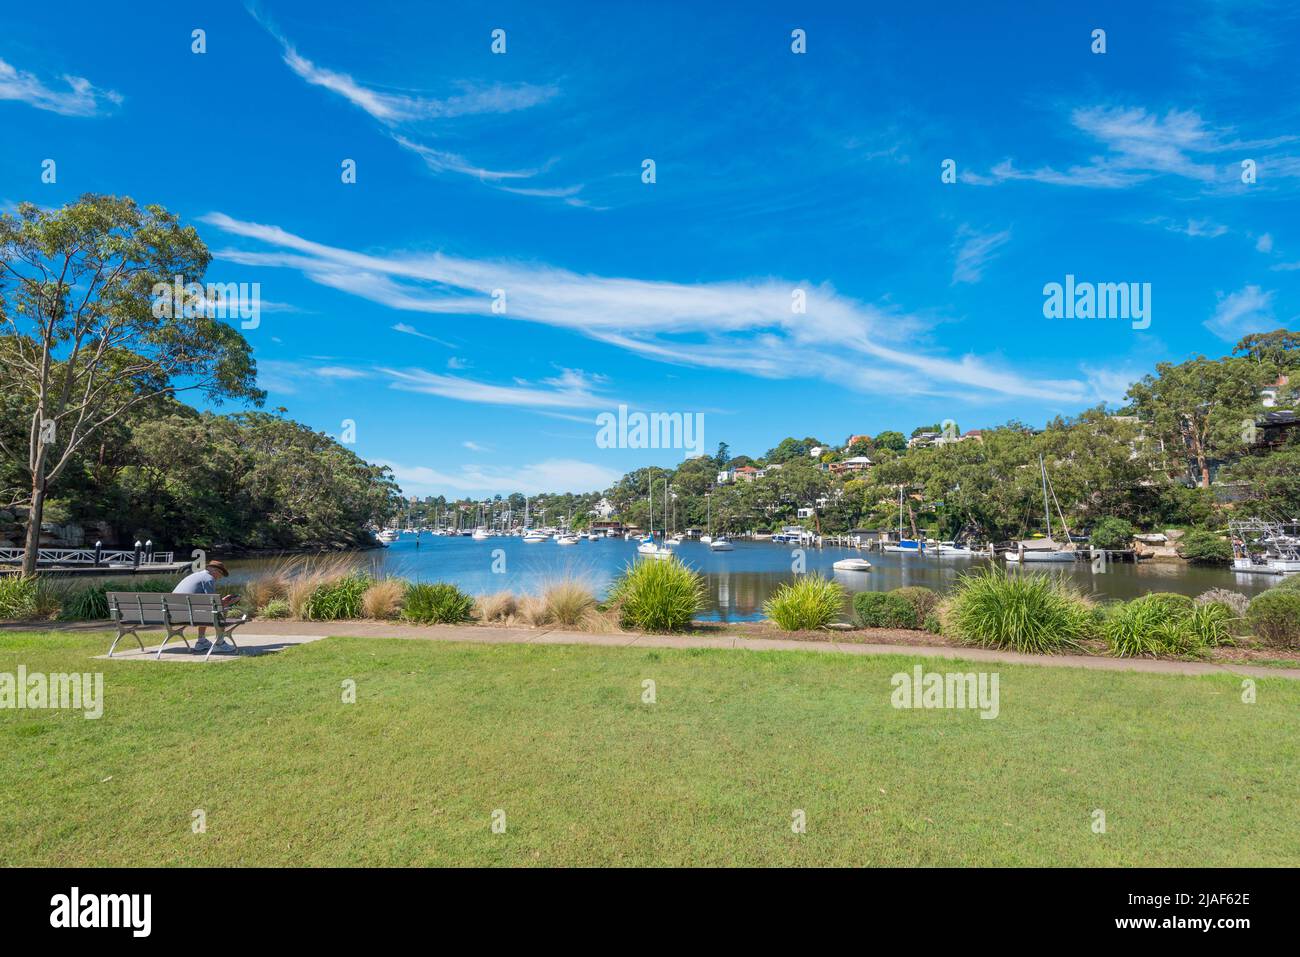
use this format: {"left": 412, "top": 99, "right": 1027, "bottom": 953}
{"left": 471, "top": 527, "right": 491, "bottom": 540}
{"left": 934, "top": 541, "right": 976, "bottom": 557}
{"left": 376, "top": 529, "right": 400, "bottom": 543}
{"left": 832, "top": 557, "right": 872, "bottom": 571}
{"left": 665, "top": 536, "right": 683, "bottom": 546}
{"left": 637, "top": 543, "right": 673, "bottom": 559}
{"left": 709, "top": 538, "right": 734, "bottom": 551}
{"left": 586, "top": 533, "right": 600, "bottom": 541}
{"left": 522, "top": 531, "right": 547, "bottom": 543}
{"left": 557, "top": 535, "right": 579, "bottom": 546}
{"left": 700, "top": 535, "right": 712, "bottom": 544}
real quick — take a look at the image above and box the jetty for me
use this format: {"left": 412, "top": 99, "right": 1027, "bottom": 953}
{"left": 0, "top": 545, "right": 190, "bottom": 577}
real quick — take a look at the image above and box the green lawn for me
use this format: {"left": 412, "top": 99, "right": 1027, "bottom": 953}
{"left": 1, "top": 630, "right": 1296, "bottom": 866}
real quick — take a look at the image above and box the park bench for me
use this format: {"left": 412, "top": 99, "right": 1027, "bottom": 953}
{"left": 106, "top": 592, "right": 249, "bottom": 661}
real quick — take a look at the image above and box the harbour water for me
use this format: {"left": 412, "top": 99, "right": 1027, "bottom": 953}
{"left": 225, "top": 534, "right": 1282, "bottom": 622}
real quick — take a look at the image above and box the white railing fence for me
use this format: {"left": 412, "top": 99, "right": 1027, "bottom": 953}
{"left": 0, "top": 547, "right": 176, "bottom": 566}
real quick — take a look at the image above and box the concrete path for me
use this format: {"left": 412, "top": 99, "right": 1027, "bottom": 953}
{"left": 8, "top": 618, "right": 1298, "bottom": 679}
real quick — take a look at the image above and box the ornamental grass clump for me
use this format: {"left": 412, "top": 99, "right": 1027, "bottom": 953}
{"left": 1103, "top": 592, "right": 1227, "bottom": 657}
{"left": 402, "top": 582, "right": 475, "bottom": 625}
{"left": 361, "top": 578, "right": 406, "bottom": 619}
{"left": 607, "top": 556, "right": 704, "bottom": 632}
{"left": 764, "top": 575, "right": 846, "bottom": 631}
{"left": 301, "top": 573, "right": 371, "bottom": 621}
{"left": 947, "top": 567, "right": 1094, "bottom": 654}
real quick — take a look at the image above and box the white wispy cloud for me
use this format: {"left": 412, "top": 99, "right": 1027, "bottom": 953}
{"left": 963, "top": 105, "right": 1299, "bottom": 189}
{"left": 203, "top": 212, "right": 1095, "bottom": 404}
{"left": 0, "top": 57, "right": 121, "bottom": 116}
{"left": 381, "top": 367, "right": 610, "bottom": 409}
{"left": 378, "top": 457, "right": 619, "bottom": 497}
{"left": 952, "top": 227, "right": 1012, "bottom": 284}
{"left": 1256, "top": 233, "right": 1274, "bottom": 253}
{"left": 246, "top": 5, "right": 584, "bottom": 203}
{"left": 391, "top": 322, "right": 456, "bottom": 347}
{"left": 1204, "top": 284, "right": 1276, "bottom": 340}
{"left": 1146, "top": 216, "right": 1229, "bottom": 238}
{"left": 462, "top": 440, "right": 490, "bottom": 452}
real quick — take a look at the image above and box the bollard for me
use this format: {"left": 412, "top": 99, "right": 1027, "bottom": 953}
{"left": 145, "top": 539, "right": 153, "bottom": 563}
{"left": 133, "top": 540, "right": 142, "bottom": 568}
{"left": 94, "top": 540, "right": 102, "bottom": 567}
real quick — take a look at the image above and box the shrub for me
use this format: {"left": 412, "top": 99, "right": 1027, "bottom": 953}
{"left": 1177, "top": 528, "right": 1233, "bottom": 565}
{"left": 57, "top": 577, "right": 182, "bottom": 621}
{"left": 1089, "top": 517, "right": 1135, "bottom": 551}
{"left": 764, "top": 575, "right": 846, "bottom": 630}
{"left": 608, "top": 557, "right": 704, "bottom": 632}
{"left": 1194, "top": 588, "right": 1250, "bottom": 617}
{"left": 892, "top": 586, "right": 939, "bottom": 622}
{"left": 1247, "top": 589, "right": 1300, "bottom": 648}
{"left": 258, "top": 598, "right": 291, "bottom": 619}
{"left": 301, "top": 574, "right": 370, "bottom": 621}
{"left": 947, "top": 567, "right": 1094, "bottom": 653}
{"left": 543, "top": 581, "right": 597, "bottom": 627}
{"left": 1104, "top": 594, "right": 1225, "bottom": 657}
{"left": 922, "top": 611, "right": 943, "bottom": 635}
{"left": 361, "top": 578, "right": 405, "bottom": 619}
{"left": 403, "top": 582, "right": 474, "bottom": 624}
{"left": 853, "top": 591, "right": 918, "bottom": 629}
{"left": 1273, "top": 575, "right": 1300, "bottom": 592}
{"left": 475, "top": 591, "right": 518, "bottom": 623}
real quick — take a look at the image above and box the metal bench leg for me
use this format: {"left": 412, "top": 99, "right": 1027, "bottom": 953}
{"left": 107, "top": 627, "right": 145, "bottom": 658}
{"left": 155, "top": 622, "right": 192, "bottom": 659}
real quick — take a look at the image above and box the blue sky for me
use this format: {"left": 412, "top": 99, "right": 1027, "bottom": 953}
{"left": 3, "top": 1, "right": 1298, "bottom": 497}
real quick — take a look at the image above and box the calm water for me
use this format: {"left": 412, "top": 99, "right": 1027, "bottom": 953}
{"left": 226, "top": 534, "right": 1280, "bottom": 622}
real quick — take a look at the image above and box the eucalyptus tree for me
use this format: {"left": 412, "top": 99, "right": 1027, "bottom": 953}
{"left": 0, "top": 195, "right": 262, "bottom": 573}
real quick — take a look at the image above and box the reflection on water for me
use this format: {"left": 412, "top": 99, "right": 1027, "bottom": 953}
{"left": 225, "top": 535, "right": 1280, "bottom": 622}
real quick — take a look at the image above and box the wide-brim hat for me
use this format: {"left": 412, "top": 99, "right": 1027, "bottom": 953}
{"left": 206, "top": 560, "right": 229, "bottom": 575}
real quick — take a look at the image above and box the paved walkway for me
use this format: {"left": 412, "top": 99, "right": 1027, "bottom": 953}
{"left": 29, "top": 617, "right": 1292, "bottom": 679}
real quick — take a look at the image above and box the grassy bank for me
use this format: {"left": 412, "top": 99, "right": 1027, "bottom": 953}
{"left": 1, "top": 629, "right": 1296, "bottom": 866}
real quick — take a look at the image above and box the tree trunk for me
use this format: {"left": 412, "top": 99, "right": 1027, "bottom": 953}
{"left": 22, "top": 455, "right": 46, "bottom": 577}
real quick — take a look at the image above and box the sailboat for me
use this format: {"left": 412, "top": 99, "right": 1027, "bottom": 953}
{"left": 1005, "top": 456, "right": 1077, "bottom": 563}
{"left": 882, "top": 488, "right": 925, "bottom": 554}
{"left": 637, "top": 475, "right": 673, "bottom": 559}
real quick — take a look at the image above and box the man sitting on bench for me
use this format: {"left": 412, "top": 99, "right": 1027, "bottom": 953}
{"left": 173, "top": 560, "right": 239, "bottom": 654}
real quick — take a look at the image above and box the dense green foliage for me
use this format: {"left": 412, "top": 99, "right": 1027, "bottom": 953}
{"left": 852, "top": 591, "right": 918, "bottom": 629}
{"left": 947, "top": 568, "right": 1094, "bottom": 653}
{"left": 56, "top": 577, "right": 183, "bottom": 621}
{"left": 763, "top": 575, "right": 846, "bottom": 630}
{"left": 300, "top": 574, "right": 371, "bottom": 621}
{"left": 1247, "top": 589, "right": 1300, "bottom": 648}
{"left": 402, "top": 582, "right": 475, "bottom": 624}
{"left": 891, "top": 586, "right": 940, "bottom": 622}
{"left": 1177, "top": 528, "right": 1234, "bottom": 565}
{"left": 1102, "top": 594, "right": 1227, "bottom": 657}
{"left": 1088, "top": 517, "right": 1135, "bottom": 550}
{"left": 608, "top": 557, "right": 704, "bottom": 632}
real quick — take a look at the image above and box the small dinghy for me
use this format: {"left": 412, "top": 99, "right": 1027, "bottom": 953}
{"left": 832, "top": 558, "right": 873, "bottom": 572}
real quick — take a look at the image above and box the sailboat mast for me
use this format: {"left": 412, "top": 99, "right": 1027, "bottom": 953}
{"left": 1040, "top": 455, "right": 1053, "bottom": 542}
